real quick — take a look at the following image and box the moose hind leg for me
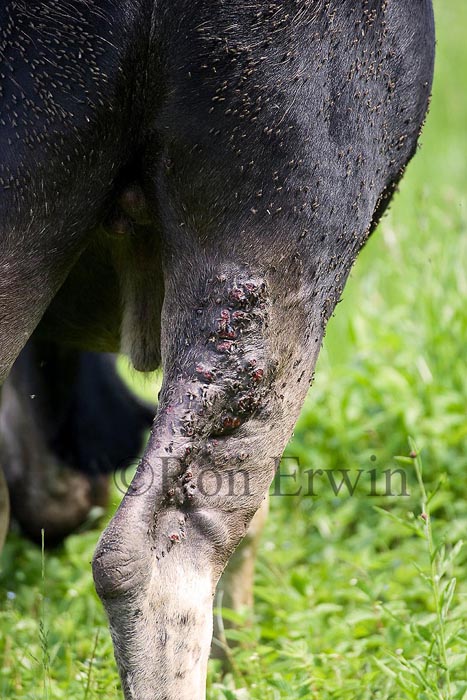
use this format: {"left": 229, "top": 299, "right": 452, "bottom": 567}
{"left": 92, "top": 1, "right": 434, "bottom": 694}
{"left": 0, "top": 337, "right": 153, "bottom": 545}
{"left": 93, "top": 263, "right": 324, "bottom": 699}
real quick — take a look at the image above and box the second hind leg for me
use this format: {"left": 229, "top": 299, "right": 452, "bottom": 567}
{"left": 0, "top": 336, "right": 154, "bottom": 545}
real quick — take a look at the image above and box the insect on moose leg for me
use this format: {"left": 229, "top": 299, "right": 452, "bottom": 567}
{"left": 93, "top": 2, "right": 434, "bottom": 698}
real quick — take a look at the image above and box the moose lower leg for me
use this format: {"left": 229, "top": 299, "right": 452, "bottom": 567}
{"left": 93, "top": 267, "right": 322, "bottom": 700}
{"left": 0, "top": 341, "right": 108, "bottom": 546}
{"left": 0, "top": 339, "right": 153, "bottom": 545}
{"left": 0, "top": 368, "right": 108, "bottom": 545}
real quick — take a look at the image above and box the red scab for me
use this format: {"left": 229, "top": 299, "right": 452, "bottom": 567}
{"left": 196, "top": 364, "right": 215, "bottom": 382}
{"left": 182, "top": 424, "right": 195, "bottom": 437}
{"left": 252, "top": 368, "right": 264, "bottom": 382}
{"left": 229, "top": 287, "right": 245, "bottom": 304}
{"left": 229, "top": 281, "right": 266, "bottom": 309}
{"left": 220, "top": 309, "right": 231, "bottom": 321}
{"left": 223, "top": 416, "right": 242, "bottom": 430}
{"left": 217, "top": 341, "right": 234, "bottom": 353}
{"left": 169, "top": 533, "right": 181, "bottom": 542}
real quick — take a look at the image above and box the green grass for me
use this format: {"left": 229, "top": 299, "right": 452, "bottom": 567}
{"left": 1, "top": 1, "right": 466, "bottom": 698}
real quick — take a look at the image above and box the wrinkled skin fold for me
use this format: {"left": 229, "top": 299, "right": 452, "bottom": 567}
{"left": 0, "top": 0, "right": 435, "bottom": 698}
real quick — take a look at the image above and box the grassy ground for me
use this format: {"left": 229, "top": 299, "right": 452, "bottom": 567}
{"left": 1, "top": 1, "right": 466, "bottom": 698}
